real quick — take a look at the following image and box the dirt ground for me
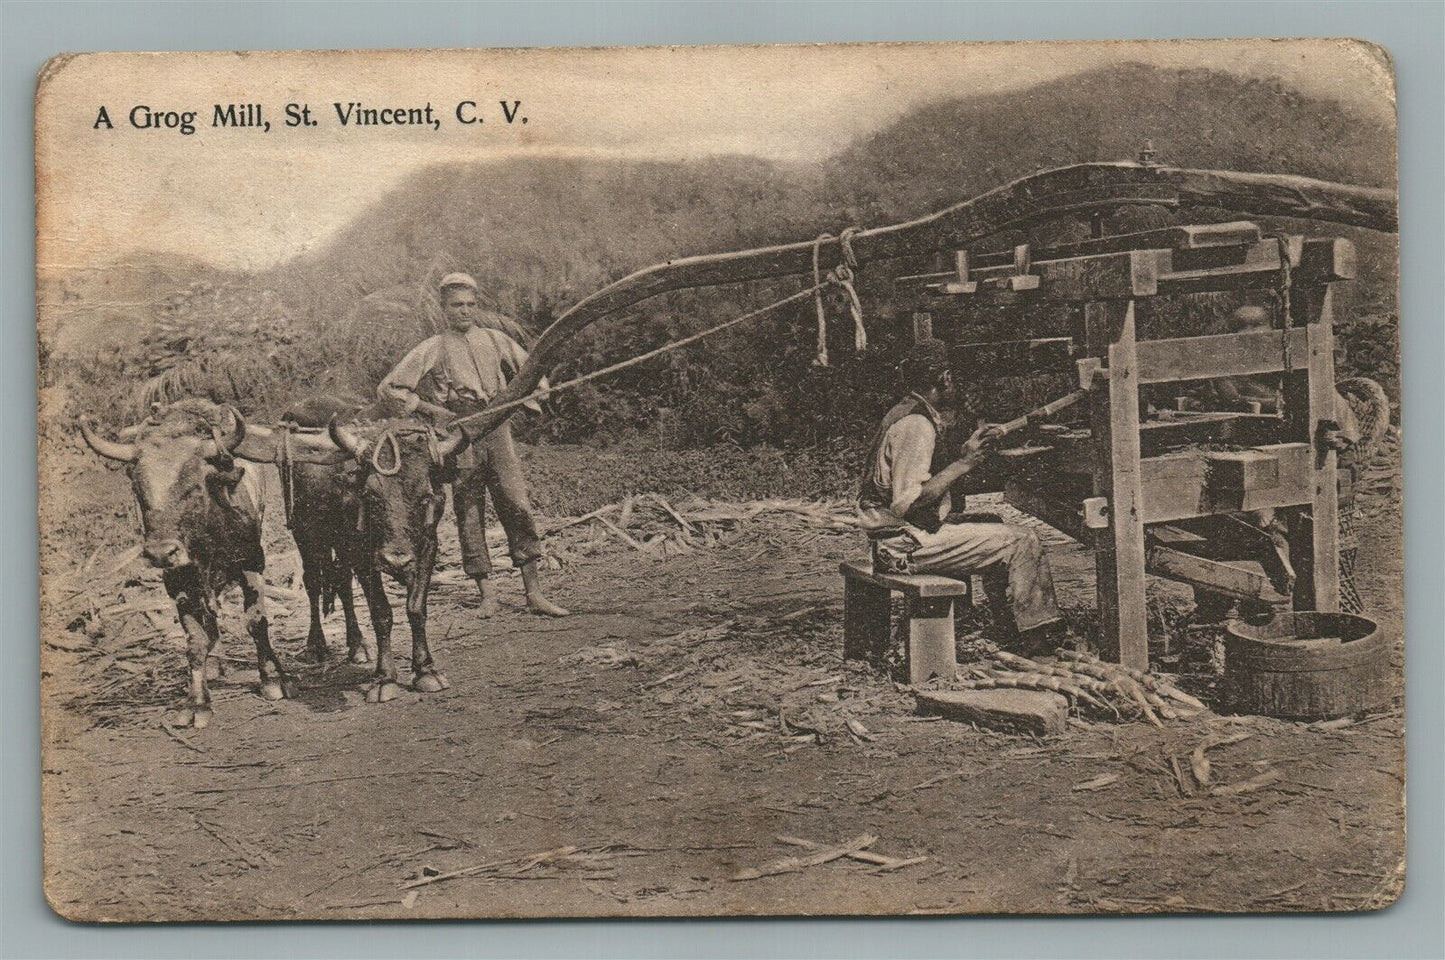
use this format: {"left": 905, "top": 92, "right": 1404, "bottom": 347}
{"left": 38, "top": 442, "right": 1406, "bottom": 921}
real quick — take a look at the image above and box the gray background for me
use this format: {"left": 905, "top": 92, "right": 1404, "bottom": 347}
{"left": 2, "top": 2, "right": 1440, "bottom": 957}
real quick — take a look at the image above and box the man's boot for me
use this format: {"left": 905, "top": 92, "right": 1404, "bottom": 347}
{"left": 520, "top": 559, "right": 569, "bottom": 617}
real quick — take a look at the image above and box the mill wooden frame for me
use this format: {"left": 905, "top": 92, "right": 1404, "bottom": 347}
{"left": 900, "top": 222, "right": 1351, "bottom": 670}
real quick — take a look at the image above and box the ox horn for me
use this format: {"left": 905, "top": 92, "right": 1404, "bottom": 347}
{"left": 220, "top": 404, "right": 247, "bottom": 452}
{"left": 328, "top": 415, "right": 370, "bottom": 460}
{"left": 79, "top": 419, "right": 138, "bottom": 462}
{"left": 435, "top": 425, "right": 469, "bottom": 461}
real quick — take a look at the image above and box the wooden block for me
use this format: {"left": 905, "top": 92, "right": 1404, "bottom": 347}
{"left": 915, "top": 688, "right": 1068, "bottom": 736}
{"left": 1204, "top": 450, "right": 1280, "bottom": 490}
{"left": 1293, "top": 237, "right": 1357, "bottom": 284}
{"left": 1139, "top": 443, "right": 1312, "bottom": 523}
{"left": 906, "top": 596, "right": 956, "bottom": 685}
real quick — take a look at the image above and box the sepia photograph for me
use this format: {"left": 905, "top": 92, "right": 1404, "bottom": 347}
{"left": 34, "top": 39, "right": 1403, "bottom": 922}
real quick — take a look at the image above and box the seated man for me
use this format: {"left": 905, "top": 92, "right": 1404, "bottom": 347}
{"left": 857, "top": 338, "right": 1063, "bottom": 648}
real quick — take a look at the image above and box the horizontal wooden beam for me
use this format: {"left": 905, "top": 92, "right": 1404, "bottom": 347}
{"left": 1136, "top": 413, "right": 1287, "bottom": 453}
{"left": 1145, "top": 545, "right": 1289, "bottom": 603}
{"left": 1135, "top": 328, "right": 1310, "bottom": 384}
{"left": 1003, "top": 481, "right": 1089, "bottom": 543}
{"left": 926, "top": 249, "right": 1164, "bottom": 302}
{"left": 952, "top": 337, "right": 1077, "bottom": 373}
{"left": 894, "top": 221, "right": 1265, "bottom": 285}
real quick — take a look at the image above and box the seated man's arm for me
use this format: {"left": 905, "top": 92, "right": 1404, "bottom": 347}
{"left": 891, "top": 420, "right": 1000, "bottom": 518}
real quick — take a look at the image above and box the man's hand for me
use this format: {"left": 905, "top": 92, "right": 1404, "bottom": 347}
{"left": 417, "top": 401, "right": 456, "bottom": 423}
{"left": 962, "top": 423, "right": 1006, "bottom": 459}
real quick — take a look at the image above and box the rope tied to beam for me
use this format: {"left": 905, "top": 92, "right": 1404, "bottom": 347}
{"left": 811, "top": 226, "right": 868, "bottom": 366}
{"left": 456, "top": 280, "right": 828, "bottom": 427}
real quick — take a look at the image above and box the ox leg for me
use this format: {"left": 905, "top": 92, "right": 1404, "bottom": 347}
{"left": 358, "top": 568, "right": 400, "bottom": 703}
{"left": 174, "top": 599, "right": 216, "bottom": 729}
{"left": 408, "top": 558, "right": 448, "bottom": 693}
{"left": 242, "top": 571, "right": 297, "bottom": 702}
{"left": 335, "top": 561, "right": 372, "bottom": 663}
{"left": 199, "top": 595, "right": 227, "bottom": 683}
{"left": 300, "top": 554, "right": 330, "bottom": 662}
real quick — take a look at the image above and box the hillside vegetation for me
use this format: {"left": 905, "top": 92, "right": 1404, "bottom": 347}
{"left": 45, "top": 63, "right": 1399, "bottom": 445}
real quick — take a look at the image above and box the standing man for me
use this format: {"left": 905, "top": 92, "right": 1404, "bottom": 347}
{"left": 858, "top": 338, "right": 1063, "bottom": 648}
{"left": 379, "top": 272, "right": 569, "bottom": 618}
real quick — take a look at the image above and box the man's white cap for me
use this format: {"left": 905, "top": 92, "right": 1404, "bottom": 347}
{"left": 438, "top": 272, "right": 479, "bottom": 292}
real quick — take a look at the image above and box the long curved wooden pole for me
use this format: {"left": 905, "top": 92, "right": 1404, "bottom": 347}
{"left": 455, "top": 160, "right": 1396, "bottom": 438}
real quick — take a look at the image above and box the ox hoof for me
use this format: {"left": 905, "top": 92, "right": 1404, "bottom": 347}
{"left": 176, "top": 705, "right": 214, "bottom": 729}
{"left": 259, "top": 677, "right": 297, "bottom": 701}
{"left": 349, "top": 646, "right": 374, "bottom": 665}
{"left": 414, "top": 672, "right": 450, "bottom": 693}
{"left": 204, "top": 657, "right": 227, "bottom": 681}
{"left": 364, "top": 681, "right": 402, "bottom": 703}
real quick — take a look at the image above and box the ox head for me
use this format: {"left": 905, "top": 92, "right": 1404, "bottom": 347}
{"left": 80, "top": 400, "right": 250, "bottom": 570}
{"left": 328, "top": 418, "right": 467, "bottom": 579}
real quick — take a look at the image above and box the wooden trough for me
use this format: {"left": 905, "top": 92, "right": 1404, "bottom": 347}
{"left": 1224, "top": 612, "right": 1388, "bottom": 720}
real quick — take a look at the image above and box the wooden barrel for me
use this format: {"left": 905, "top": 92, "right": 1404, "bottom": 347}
{"left": 1224, "top": 613, "right": 1387, "bottom": 720}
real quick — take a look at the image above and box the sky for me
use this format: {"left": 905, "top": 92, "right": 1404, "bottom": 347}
{"left": 35, "top": 39, "right": 1395, "bottom": 271}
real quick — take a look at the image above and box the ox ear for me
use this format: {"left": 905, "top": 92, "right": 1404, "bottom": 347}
{"left": 233, "top": 424, "right": 278, "bottom": 463}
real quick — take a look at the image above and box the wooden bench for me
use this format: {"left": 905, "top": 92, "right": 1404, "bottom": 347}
{"left": 840, "top": 560, "right": 973, "bottom": 685}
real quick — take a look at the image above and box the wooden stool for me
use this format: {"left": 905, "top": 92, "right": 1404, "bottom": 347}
{"left": 840, "top": 560, "right": 973, "bottom": 684}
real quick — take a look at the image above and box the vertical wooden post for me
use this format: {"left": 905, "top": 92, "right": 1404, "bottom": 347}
{"left": 1284, "top": 284, "right": 1341, "bottom": 612}
{"left": 1086, "top": 300, "right": 1149, "bottom": 669}
{"left": 912, "top": 311, "right": 933, "bottom": 342}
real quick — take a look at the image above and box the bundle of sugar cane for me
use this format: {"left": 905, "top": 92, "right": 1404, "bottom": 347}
{"left": 988, "top": 651, "right": 1159, "bottom": 725}
{"left": 1055, "top": 648, "right": 1206, "bottom": 712}
{"left": 987, "top": 654, "right": 1119, "bottom": 695}
{"left": 959, "top": 672, "right": 1110, "bottom": 713}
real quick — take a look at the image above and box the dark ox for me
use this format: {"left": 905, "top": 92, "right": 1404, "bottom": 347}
{"left": 80, "top": 399, "right": 297, "bottom": 728}
{"left": 241, "top": 404, "right": 465, "bottom": 702}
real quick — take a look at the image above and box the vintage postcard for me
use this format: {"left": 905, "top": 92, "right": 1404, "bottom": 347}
{"left": 36, "top": 40, "right": 1403, "bottom": 921}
